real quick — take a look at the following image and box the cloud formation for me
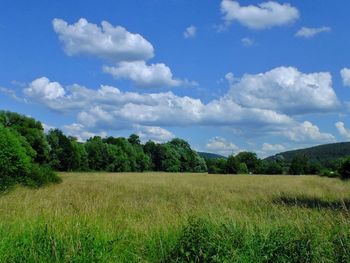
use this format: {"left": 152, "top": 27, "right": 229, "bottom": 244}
{"left": 19, "top": 65, "right": 336, "bottom": 144}
{"left": 340, "top": 68, "right": 350, "bottom": 87}
{"left": 335, "top": 121, "right": 350, "bottom": 140}
{"left": 134, "top": 125, "right": 175, "bottom": 143}
{"left": 53, "top": 18, "right": 154, "bottom": 62}
{"left": 220, "top": 0, "right": 299, "bottom": 29}
{"left": 103, "top": 61, "right": 184, "bottom": 88}
{"left": 228, "top": 67, "right": 340, "bottom": 115}
{"left": 206, "top": 137, "right": 240, "bottom": 156}
{"left": 295, "top": 26, "right": 331, "bottom": 38}
{"left": 53, "top": 18, "right": 192, "bottom": 88}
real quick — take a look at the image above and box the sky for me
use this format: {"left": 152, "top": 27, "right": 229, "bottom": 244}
{"left": 1, "top": 0, "right": 350, "bottom": 157}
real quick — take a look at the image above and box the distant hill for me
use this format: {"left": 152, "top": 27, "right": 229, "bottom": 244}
{"left": 266, "top": 142, "right": 350, "bottom": 163}
{"left": 198, "top": 152, "right": 227, "bottom": 160}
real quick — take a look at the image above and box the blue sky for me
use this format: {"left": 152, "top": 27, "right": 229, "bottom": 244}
{"left": 1, "top": 0, "right": 350, "bottom": 157}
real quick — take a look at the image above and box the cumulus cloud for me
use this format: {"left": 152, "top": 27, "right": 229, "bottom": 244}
{"left": 295, "top": 26, "right": 331, "bottom": 38}
{"left": 103, "top": 61, "right": 185, "bottom": 88}
{"left": 228, "top": 67, "right": 340, "bottom": 115}
{"left": 335, "top": 121, "right": 350, "bottom": 140}
{"left": 24, "top": 77, "right": 65, "bottom": 101}
{"left": 340, "top": 68, "right": 350, "bottom": 87}
{"left": 281, "top": 121, "right": 335, "bottom": 142}
{"left": 262, "top": 143, "right": 285, "bottom": 152}
{"left": 183, "top": 25, "right": 197, "bottom": 39}
{"left": 64, "top": 123, "right": 107, "bottom": 142}
{"left": 220, "top": 0, "right": 299, "bottom": 30}
{"left": 20, "top": 66, "right": 336, "bottom": 144}
{"left": 134, "top": 125, "right": 175, "bottom": 143}
{"left": 53, "top": 18, "right": 154, "bottom": 62}
{"left": 206, "top": 137, "right": 240, "bottom": 156}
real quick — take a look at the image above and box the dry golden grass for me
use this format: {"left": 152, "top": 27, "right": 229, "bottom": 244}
{"left": 1, "top": 173, "right": 350, "bottom": 262}
{"left": 0, "top": 172, "right": 349, "bottom": 232}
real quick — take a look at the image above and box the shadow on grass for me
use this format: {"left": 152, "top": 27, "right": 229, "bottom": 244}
{"left": 273, "top": 194, "right": 350, "bottom": 212}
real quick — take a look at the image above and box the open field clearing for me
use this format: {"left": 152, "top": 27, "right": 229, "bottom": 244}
{"left": 0, "top": 173, "right": 350, "bottom": 262}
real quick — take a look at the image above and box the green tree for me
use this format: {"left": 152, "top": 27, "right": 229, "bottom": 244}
{"left": 338, "top": 157, "right": 350, "bottom": 180}
{"left": 47, "top": 129, "right": 74, "bottom": 171}
{"left": 0, "top": 111, "right": 49, "bottom": 164}
{"left": 289, "top": 154, "right": 308, "bottom": 175}
{"left": 226, "top": 155, "right": 239, "bottom": 174}
{"left": 85, "top": 137, "right": 110, "bottom": 171}
{"left": 235, "top": 152, "right": 259, "bottom": 173}
{"left": 0, "top": 125, "right": 32, "bottom": 188}
{"left": 238, "top": 163, "right": 249, "bottom": 174}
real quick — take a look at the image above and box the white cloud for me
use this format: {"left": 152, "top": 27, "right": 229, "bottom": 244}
{"left": 184, "top": 25, "right": 197, "bottom": 39}
{"left": 206, "top": 137, "right": 240, "bottom": 156}
{"left": 340, "top": 68, "right": 350, "bottom": 87}
{"left": 228, "top": 67, "right": 340, "bottom": 115}
{"left": 53, "top": 18, "right": 193, "bottom": 89}
{"left": 103, "top": 61, "right": 184, "bottom": 88}
{"left": 64, "top": 123, "right": 107, "bottom": 142}
{"left": 20, "top": 67, "right": 335, "bottom": 144}
{"left": 295, "top": 26, "right": 331, "bottom": 38}
{"left": 134, "top": 125, "right": 175, "bottom": 143}
{"left": 262, "top": 143, "right": 285, "bottom": 152}
{"left": 241, "top": 37, "right": 254, "bottom": 47}
{"left": 53, "top": 18, "right": 154, "bottom": 62}
{"left": 220, "top": 0, "right": 299, "bottom": 30}
{"left": 281, "top": 121, "right": 335, "bottom": 142}
{"left": 24, "top": 77, "right": 65, "bottom": 101}
{"left": 335, "top": 121, "right": 350, "bottom": 140}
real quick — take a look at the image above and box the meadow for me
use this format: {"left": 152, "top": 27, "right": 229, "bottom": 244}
{"left": 0, "top": 172, "right": 349, "bottom": 262}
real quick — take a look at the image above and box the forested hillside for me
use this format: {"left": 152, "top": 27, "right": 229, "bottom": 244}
{"left": 266, "top": 142, "right": 350, "bottom": 163}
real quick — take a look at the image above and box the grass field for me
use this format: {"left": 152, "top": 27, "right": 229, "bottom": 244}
{"left": 0, "top": 172, "right": 349, "bottom": 262}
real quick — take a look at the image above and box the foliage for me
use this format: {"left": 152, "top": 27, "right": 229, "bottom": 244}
{"left": 236, "top": 151, "right": 259, "bottom": 173}
{"left": 0, "top": 111, "right": 49, "bottom": 164}
{"left": 226, "top": 155, "right": 239, "bottom": 174}
{"left": 338, "top": 157, "right": 350, "bottom": 180}
{"left": 0, "top": 125, "right": 60, "bottom": 191}
{"left": 238, "top": 162, "right": 249, "bottom": 174}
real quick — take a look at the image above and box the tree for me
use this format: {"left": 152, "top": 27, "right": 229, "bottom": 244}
{"left": 226, "top": 155, "right": 239, "bottom": 174}
{"left": 235, "top": 152, "right": 259, "bottom": 173}
{"left": 264, "top": 161, "right": 283, "bottom": 175}
{"left": 338, "top": 157, "right": 350, "bottom": 180}
{"left": 0, "top": 111, "right": 49, "bottom": 164}
{"left": 238, "top": 163, "right": 249, "bottom": 174}
{"left": 85, "top": 137, "right": 110, "bottom": 171}
{"left": 0, "top": 125, "right": 32, "bottom": 188}
{"left": 70, "top": 139, "right": 89, "bottom": 171}
{"left": 0, "top": 125, "right": 60, "bottom": 190}
{"left": 207, "top": 158, "right": 227, "bottom": 174}
{"left": 47, "top": 129, "right": 74, "bottom": 171}
{"left": 289, "top": 154, "right": 308, "bottom": 175}
{"left": 128, "top": 134, "right": 141, "bottom": 145}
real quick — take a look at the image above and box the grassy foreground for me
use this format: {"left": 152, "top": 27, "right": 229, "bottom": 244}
{"left": 0, "top": 173, "right": 349, "bottom": 262}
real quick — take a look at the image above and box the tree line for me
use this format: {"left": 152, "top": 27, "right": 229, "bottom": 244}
{"left": 0, "top": 110, "right": 349, "bottom": 191}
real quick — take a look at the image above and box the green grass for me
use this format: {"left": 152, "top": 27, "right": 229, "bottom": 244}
{"left": 0, "top": 172, "right": 349, "bottom": 262}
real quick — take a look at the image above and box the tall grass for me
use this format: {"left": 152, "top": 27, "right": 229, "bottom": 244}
{"left": 0, "top": 173, "right": 349, "bottom": 262}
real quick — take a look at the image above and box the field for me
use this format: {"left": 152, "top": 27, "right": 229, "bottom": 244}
{"left": 0, "top": 173, "right": 349, "bottom": 262}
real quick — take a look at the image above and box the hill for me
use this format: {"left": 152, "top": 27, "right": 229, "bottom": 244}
{"left": 266, "top": 142, "right": 350, "bottom": 163}
{"left": 198, "top": 152, "right": 227, "bottom": 159}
